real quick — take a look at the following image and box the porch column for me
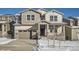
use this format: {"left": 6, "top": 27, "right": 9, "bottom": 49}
{"left": 62, "top": 25, "right": 65, "bottom": 40}
{"left": 53, "top": 25, "right": 56, "bottom": 47}
{"left": 47, "top": 24, "right": 49, "bottom": 36}
{"left": 2, "top": 24, "right": 4, "bottom": 37}
{"left": 37, "top": 23, "right": 40, "bottom": 39}
{"left": 47, "top": 24, "right": 49, "bottom": 46}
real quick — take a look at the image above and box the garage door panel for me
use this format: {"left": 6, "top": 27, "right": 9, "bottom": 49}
{"left": 18, "top": 31, "right": 30, "bottom": 39}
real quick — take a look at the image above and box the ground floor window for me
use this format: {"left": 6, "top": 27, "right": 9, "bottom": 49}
{"left": 23, "top": 30, "right": 27, "bottom": 32}
{"left": 49, "top": 25, "right": 57, "bottom": 33}
{"left": 4, "top": 25, "right": 6, "bottom": 31}
{"left": 0, "top": 24, "right": 2, "bottom": 31}
{"left": 50, "top": 29, "right": 53, "bottom": 32}
{"left": 18, "top": 30, "right": 22, "bottom": 32}
{"left": 55, "top": 29, "right": 57, "bottom": 33}
{"left": 49, "top": 25, "right": 54, "bottom": 32}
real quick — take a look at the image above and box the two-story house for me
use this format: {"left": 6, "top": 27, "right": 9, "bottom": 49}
{"left": 64, "top": 17, "right": 79, "bottom": 40}
{"left": 1, "top": 8, "right": 79, "bottom": 41}
{"left": 14, "top": 9, "right": 66, "bottom": 40}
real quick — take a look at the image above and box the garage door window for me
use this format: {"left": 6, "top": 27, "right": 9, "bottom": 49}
{"left": 19, "top": 30, "right": 28, "bottom": 32}
{"left": 19, "top": 30, "right": 22, "bottom": 32}
{"left": 23, "top": 30, "right": 27, "bottom": 32}
{"left": 33, "top": 30, "right": 36, "bottom": 32}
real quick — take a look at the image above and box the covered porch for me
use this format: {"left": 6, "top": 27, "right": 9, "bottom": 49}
{"left": 47, "top": 22, "right": 66, "bottom": 40}
{"left": 33, "top": 21, "right": 66, "bottom": 40}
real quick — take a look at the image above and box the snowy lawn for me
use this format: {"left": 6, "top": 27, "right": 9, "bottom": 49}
{"left": 48, "top": 40, "right": 79, "bottom": 46}
{"left": 0, "top": 37, "right": 16, "bottom": 44}
{"left": 33, "top": 40, "right": 79, "bottom": 51}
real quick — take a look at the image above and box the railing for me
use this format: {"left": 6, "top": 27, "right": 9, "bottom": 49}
{"left": 48, "top": 33, "right": 65, "bottom": 40}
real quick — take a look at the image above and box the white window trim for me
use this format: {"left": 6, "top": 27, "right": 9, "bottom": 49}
{"left": 50, "top": 16, "right": 58, "bottom": 21}
{"left": 27, "top": 15, "right": 35, "bottom": 21}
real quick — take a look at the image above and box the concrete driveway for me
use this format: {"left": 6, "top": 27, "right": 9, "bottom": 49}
{"left": 0, "top": 39, "right": 37, "bottom": 51}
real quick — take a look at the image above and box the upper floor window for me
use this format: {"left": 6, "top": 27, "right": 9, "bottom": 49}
{"left": 27, "top": 15, "right": 35, "bottom": 20}
{"left": 0, "top": 16, "right": 2, "bottom": 20}
{"left": 31, "top": 15, "right": 35, "bottom": 20}
{"left": 50, "top": 16, "right": 53, "bottom": 21}
{"left": 54, "top": 16, "right": 57, "bottom": 21}
{"left": 5, "top": 17, "right": 8, "bottom": 20}
{"left": 41, "top": 15, "right": 45, "bottom": 20}
{"left": 50, "top": 16, "right": 58, "bottom": 21}
{"left": 18, "top": 16, "right": 21, "bottom": 24}
{"left": 27, "top": 15, "right": 30, "bottom": 20}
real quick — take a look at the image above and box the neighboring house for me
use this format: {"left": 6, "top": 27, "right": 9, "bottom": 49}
{"left": 14, "top": 9, "right": 66, "bottom": 40}
{"left": 0, "top": 14, "right": 16, "bottom": 38}
{"left": 64, "top": 17, "right": 79, "bottom": 40}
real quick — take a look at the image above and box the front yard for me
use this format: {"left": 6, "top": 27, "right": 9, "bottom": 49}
{"left": 1, "top": 38, "right": 79, "bottom": 51}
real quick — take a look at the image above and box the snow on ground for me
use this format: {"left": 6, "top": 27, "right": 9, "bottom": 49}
{"left": 37, "top": 46, "right": 79, "bottom": 51}
{"left": 33, "top": 47, "right": 79, "bottom": 51}
{"left": 0, "top": 37, "right": 16, "bottom": 44}
{"left": 33, "top": 40, "right": 79, "bottom": 51}
{"left": 38, "top": 40, "right": 79, "bottom": 47}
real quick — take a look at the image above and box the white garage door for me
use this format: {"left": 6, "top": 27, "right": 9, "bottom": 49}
{"left": 18, "top": 30, "right": 30, "bottom": 39}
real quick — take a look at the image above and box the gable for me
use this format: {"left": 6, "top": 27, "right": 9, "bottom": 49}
{"left": 36, "top": 9, "right": 48, "bottom": 15}
{"left": 45, "top": 10, "right": 64, "bottom": 16}
{"left": 20, "top": 9, "right": 41, "bottom": 15}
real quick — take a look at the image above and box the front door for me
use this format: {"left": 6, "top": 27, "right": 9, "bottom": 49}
{"left": 40, "top": 25, "right": 45, "bottom": 36}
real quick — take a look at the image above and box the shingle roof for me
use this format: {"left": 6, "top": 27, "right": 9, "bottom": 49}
{"left": 16, "top": 8, "right": 64, "bottom": 15}
{"left": 73, "top": 17, "right": 79, "bottom": 20}
{"left": 0, "top": 14, "right": 15, "bottom": 16}
{"left": 68, "top": 16, "right": 79, "bottom": 20}
{"left": 63, "top": 17, "right": 74, "bottom": 21}
{"left": 36, "top": 8, "right": 48, "bottom": 15}
{"left": 47, "top": 9, "right": 64, "bottom": 15}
